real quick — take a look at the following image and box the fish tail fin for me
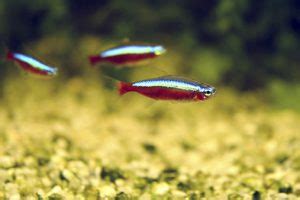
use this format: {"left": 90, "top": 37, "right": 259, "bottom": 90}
{"left": 89, "top": 55, "right": 102, "bottom": 66}
{"left": 118, "top": 82, "right": 132, "bottom": 96}
{"left": 6, "top": 51, "right": 14, "bottom": 60}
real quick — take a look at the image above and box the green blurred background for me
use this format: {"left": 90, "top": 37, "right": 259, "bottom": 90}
{"left": 0, "top": 0, "right": 299, "bottom": 108}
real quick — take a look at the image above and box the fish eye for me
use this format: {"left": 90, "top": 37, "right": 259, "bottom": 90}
{"left": 204, "top": 90, "right": 212, "bottom": 96}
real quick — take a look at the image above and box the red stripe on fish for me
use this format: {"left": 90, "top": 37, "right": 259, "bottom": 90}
{"left": 15, "top": 59, "right": 50, "bottom": 75}
{"left": 89, "top": 53, "right": 156, "bottom": 65}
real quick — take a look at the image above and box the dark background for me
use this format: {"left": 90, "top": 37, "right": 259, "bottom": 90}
{"left": 0, "top": 0, "right": 299, "bottom": 91}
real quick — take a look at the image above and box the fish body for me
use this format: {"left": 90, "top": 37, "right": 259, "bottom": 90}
{"left": 89, "top": 45, "right": 166, "bottom": 65}
{"left": 118, "top": 76, "right": 216, "bottom": 101}
{"left": 6, "top": 52, "right": 57, "bottom": 76}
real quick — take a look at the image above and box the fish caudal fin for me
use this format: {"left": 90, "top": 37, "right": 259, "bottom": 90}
{"left": 6, "top": 52, "right": 14, "bottom": 60}
{"left": 118, "top": 82, "right": 132, "bottom": 95}
{"left": 89, "top": 55, "right": 102, "bottom": 65}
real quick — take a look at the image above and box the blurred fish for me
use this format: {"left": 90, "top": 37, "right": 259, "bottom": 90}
{"left": 89, "top": 44, "right": 166, "bottom": 66}
{"left": 6, "top": 51, "right": 57, "bottom": 76}
{"left": 118, "top": 76, "right": 216, "bottom": 101}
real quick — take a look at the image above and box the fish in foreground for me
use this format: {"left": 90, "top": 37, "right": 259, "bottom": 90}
{"left": 6, "top": 52, "right": 57, "bottom": 76}
{"left": 89, "top": 44, "right": 166, "bottom": 65}
{"left": 118, "top": 76, "right": 216, "bottom": 101}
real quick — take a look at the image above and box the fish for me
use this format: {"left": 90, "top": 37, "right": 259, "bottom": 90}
{"left": 6, "top": 51, "right": 57, "bottom": 76}
{"left": 118, "top": 76, "right": 216, "bottom": 101}
{"left": 89, "top": 44, "right": 166, "bottom": 66}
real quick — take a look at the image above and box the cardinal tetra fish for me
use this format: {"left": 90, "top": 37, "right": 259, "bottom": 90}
{"left": 89, "top": 44, "right": 166, "bottom": 66}
{"left": 6, "top": 52, "right": 57, "bottom": 76}
{"left": 118, "top": 76, "right": 216, "bottom": 101}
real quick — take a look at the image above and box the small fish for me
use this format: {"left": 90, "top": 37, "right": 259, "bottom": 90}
{"left": 89, "top": 44, "right": 166, "bottom": 65}
{"left": 6, "top": 52, "right": 57, "bottom": 76}
{"left": 118, "top": 76, "right": 216, "bottom": 101}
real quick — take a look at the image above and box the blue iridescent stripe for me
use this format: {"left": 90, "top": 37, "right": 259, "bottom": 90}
{"left": 132, "top": 76, "right": 210, "bottom": 92}
{"left": 101, "top": 45, "right": 165, "bottom": 57}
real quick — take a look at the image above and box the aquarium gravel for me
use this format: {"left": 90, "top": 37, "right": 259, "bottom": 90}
{"left": 0, "top": 77, "right": 299, "bottom": 199}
